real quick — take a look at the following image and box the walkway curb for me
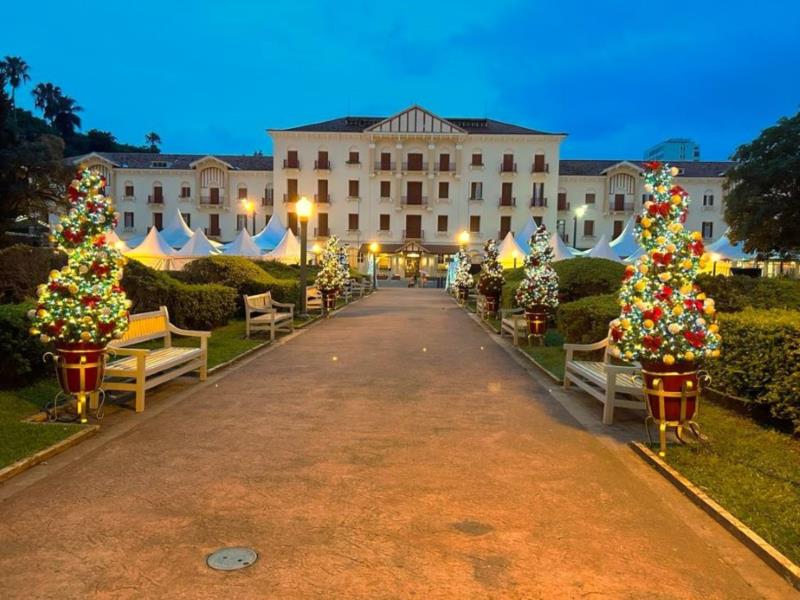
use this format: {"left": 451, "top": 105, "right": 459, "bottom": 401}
{"left": 0, "top": 425, "right": 99, "bottom": 485}
{"left": 629, "top": 441, "right": 800, "bottom": 591}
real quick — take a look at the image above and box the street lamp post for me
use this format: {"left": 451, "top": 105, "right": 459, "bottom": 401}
{"left": 241, "top": 199, "right": 256, "bottom": 235}
{"left": 458, "top": 230, "right": 470, "bottom": 249}
{"left": 369, "top": 241, "right": 379, "bottom": 289}
{"left": 296, "top": 196, "right": 313, "bottom": 316}
{"left": 572, "top": 205, "right": 587, "bottom": 249}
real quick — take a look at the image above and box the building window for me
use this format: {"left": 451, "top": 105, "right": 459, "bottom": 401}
{"left": 348, "top": 179, "right": 359, "bottom": 198}
{"left": 316, "top": 150, "right": 329, "bottom": 170}
{"left": 471, "top": 153, "right": 483, "bottom": 166}
{"left": 379, "top": 214, "right": 390, "bottom": 231}
{"left": 439, "top": 153, "right": 451, "bottom": 172}
{"left": 642, "top": 193, "right": 654, "bottom": 204}
{"left": 406, "top": 152, "right": 424, "bottom": 171}
{"left": 238, "top": 187, "right": 248, "bottom": 200}
{"left": 556, "top": 219, "right": 567, "bottom": 242}
{"left": 153, "top": 212, "right": 163, "bottom": 230}
{"left": 317, "top": 212, "right": 329, "bottom": 237}
{"left": 532, "top": 182, "right": 544, "bottom": 202}
{"left": 438, "top": 181, "right": 449, "bottom": 199}
{"left": 470, "top": 215, "right": 481, "bottom": 233}
{"left": 702, "top": 222, "right": 714, "bottom": 239}
{"left": 208, "top": 214, "right": 220, "bottom": 237}
{"left": 501, "top": 153, "right": 515, "bottom": 172}
{"left": 501, "top": 182, "right": 513, "bottom": 204}
{"left": 317, "top": 179, "right": 329, "bottom": 203}
{"left": 347, "top": 150, "right": 360, "bottom": 165}
{"left": 123, "top": 212, "right": 134, "bottom": 229}
{"left": 287, "top": 212, "right": 298, "bottom": 235}
{"left": 533, "top": 153, "right": 547, "bottom": 173}
{"left": 285, "top": 150, "right": 299, "bottom": 169}
{"left": 703, "top": 193, "right": 714, "bottom": 207}
{"left": 437, "top": 215, "right": 448, "bottom": 232}
{"left": 151, "top": 185, "right": 163, "bottom": 204}
{"left": 613, "top": 220, "right": 624, "bottom": 238}
{"left": 236, "top": 214, "right": 247, "bottom": 231}
{"left": 380, "top": 181, "right": 391, "bottom": 198}
{"left": 557, "top": 192, "right": 568, "bottom": 211}
{"left": 182, "top": 213, "right": 191, "bottom": 227}
{"left": 470, "top": 181, "right": 483, "bottom": 200}
{"left": 124, "top": 184, "right": 135, "bottom": 198}
{"left": 348, "top": 213, "right": 359, "bottom": 231}
{"left": 180, "top": 185, "right": 191, "bottom": 198}
{"left": 380, "top": 152, "right": 392, "bottom": 170}
{"left": 287, "top": 179, "right": 298, "bottom": 202}
{"left": 500, "top": 215, "right": 511, "bottom": 238}
{"left": 583, "top": 220, "right": 595, "bottom": 237}
{"left": 585, "top": 192, "right": 595, "bottom": 204}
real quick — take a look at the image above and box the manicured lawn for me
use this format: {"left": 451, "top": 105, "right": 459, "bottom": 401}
{"left": 518, "top": 329, "right": 566, "bottom": 380}
{"left": 661, "top": 401, "right": 800, "bottom": 565}
{"left": 0, "top": 380, "right": 82, "bottom": 469}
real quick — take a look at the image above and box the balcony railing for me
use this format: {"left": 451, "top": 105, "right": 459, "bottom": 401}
{"left": 402, "top": 161, "right": 428, "bottom": 172}
{"left": 314, "top": 159, "right": 331, "bottom": 170}
{"left": 500, "top": 162, "right": 517, "bottom": 173}
{"left": 147, "top": 195, "right": 164, "bottom": 205}
{"left": 531, "top": 162, "right": 549, "bottom": 174}
{"left": 283, "top": 194, "right": 299, "bottom": 203}
{"left": 468, "top": 195, "right": 484, "bottom": 202}
{"left": 557, "top": 200, "right": 569, "bottom": 211}
{"left": 314, "top": 227, "right": 330, "bottom": 238}
{"left": 345, "top": 158, "right": 361, "bottom": 165}
{"left": 402, "top": 229, "right": 425, "bottom": 241}
{"left": 470, "top": 160, "right": 484, "bottom": 168}
{"left": 262, "top": 196, "right": 274, "bottom": 207}
{"left": 435, "top": 163, "right": 454, "bottom": 173}
{"left": 610, "top": 201, "right": 635, "bottom": 213}
{"left": 314, "top": 194, "right": 331, "bottom": 204}
{"left": 498, "top": 197, "right": 516, "bottom": 207}
{"left": 122, "top": 195, "right": 135, "bottom": 202}
{"left": 400, "top": 196, "right": 428, "bottom": 207}
{"left": 530, "top": 197, "right": 548, "bottom": 208}
{"left": 282, "top": 159, "right": 300, "bottom": 169}
{"left": 374, "top": 161, "right": 395, "bottom": 171}
{"left": 199, "top": 195, "right": 224, "bottom": 206}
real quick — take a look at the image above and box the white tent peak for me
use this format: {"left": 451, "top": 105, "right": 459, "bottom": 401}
{"left": 105, "top": 229, "right": 130, "bottom": 253}
{"left": 223, "top": 228, "right": 262, "bottom": 257}
{"left": 548, "top": 232, "right": 576, "bottom": 261}
{"left": 176, "top": 228, "right": 219, "bottom": 257}
{"left": 253, "top": 214, "right": 286, "bottom": 251}
{"left": 706, "top": 229, "right": 756, "bottom": 261}
{"left": 497, "top": 232, "right": 527, "bottom": 267}
{"left": 582, "top": 233, "right": 624, "bottom": 263}
{"left": 515, "top": 217, "right": 538, "bottom": 253}
{"left": 125, "top": 226, "right": 176, "bottom": 257}
{"left": 263, "top": 229, "right": 301, "bottom": 264}
{"left": 160, "top": 207, "right": 194, "bottom": 248}
{"left": 609, "top": 216, "right": 639, "bottom": 258}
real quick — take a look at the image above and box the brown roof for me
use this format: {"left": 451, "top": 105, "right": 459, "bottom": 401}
{"left": 279, "top": 116, "right": 563, "bottom": 136}
{"left": 559, "top": 159, "right": 733, "bottom": 178}
{"left": 71, "top": 152, "right": 274, "bottom": 171}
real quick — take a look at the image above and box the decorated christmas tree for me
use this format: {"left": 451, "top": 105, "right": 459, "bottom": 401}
{"left": 452, "top": 247, "right": 473, "bottom": 293}
{"left": 477, "top": 239, "right": 504, "bottom": 305}
{"left": 315, "top": 235, "right": 348, "bottom": 294}
{"left": 30, "top": 168, "right": 130, "bottom": 346}
{"left": 515, "top": 225, "right": 559, "bottom": 314}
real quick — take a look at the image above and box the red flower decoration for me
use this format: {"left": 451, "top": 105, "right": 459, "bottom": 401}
{"left": 611, "top": 327, "right": 624, "bottom": 342}
{"left": 655, "top": 286, "right": 673, "bottom": 301}
{"left": 683, "top": 299, "right": 704, "bottom": 311}
{"left": 689, "top": 240, "right": 704, "bottom": 256}
{"left": 643, "top": 307, "right": 663, "bottom": 322}
{"left": 669, "top": 185, "right": 685, "bottom": 197}
{"left": 683, "top": 330, "right": 706, "bottom": 348}
{"left": 643, "top": 335, "right": 663, "bottom": 351}
{"left": 622, "top": 303, "right": 632, "bottom": 313}
{"left": 644, "top": 161, "right": 662, "bottom": 171}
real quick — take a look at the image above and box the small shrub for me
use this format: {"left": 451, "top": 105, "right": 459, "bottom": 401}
{"left": 696, "top": 275, "right": 800, "bottom": 313}
{"left": 553, "top": 258, "right": 626, "bottom": 303}
{"left": 556, "top": 294, "right": 620, "bottom": 344}
{"left": 0, "top": 244, "right": 66, "bottom": 303}
{"left": 0, "top": 302, "right": 48, "bottom": 388}
{"left": 710, "top": 309, "right": 800, "bottom": 432}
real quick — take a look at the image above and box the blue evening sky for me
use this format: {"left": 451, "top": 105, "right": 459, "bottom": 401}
{"left": 4, "top": 0, "right": 799, "bottom": 160}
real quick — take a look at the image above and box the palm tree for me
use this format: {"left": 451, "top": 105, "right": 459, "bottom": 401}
{"left": 0, "top": 56, "right": 30, "bottom": 110}
{"left": 32, "top": 82, "right": 62, "bottom": 122}
{"left": 145, "top": 131, "right": 162, "bottom": 152}
{"left": 51, "top": 94, "right": 82, "bottom": 137}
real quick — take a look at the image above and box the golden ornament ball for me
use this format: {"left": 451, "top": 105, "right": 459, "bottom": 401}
{"left": 663, "top": 354, "right": 675, "bottom": 366}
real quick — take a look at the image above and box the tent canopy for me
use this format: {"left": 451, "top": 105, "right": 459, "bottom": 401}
{"left": 105, "top": 229, "right": 130, "bottom": 253}
{"left": 549, "top": 232, "right": 576, "bottom": 261}
{"left": 223, "top": 228, "right": 262, "bottom": 257}
{"left": 706, "top": 230, "right": 756, "bottom": 261}
{"left": 497, "top": 232, "right": 527, "bottom": 268}
{"left": 263, "top": 229, "right": 301, "bottom": 264}
{"left": 175, "top": 228, "right": 220, "bottom": 257}
{"left": 609, "top": 216, "right": 639, "bottom": 258}
{"left": 160, "top": 208, "right": 194, "bottom": 248}
{"left": 582, "top": 233, "right": 624, "bottom": 263}
{"left": 253, "top": 214, "right": 287, "bottom": 252}
{"left": 515, "top": 217, "right": 539, "bottom": 253}
{"left": 125, "top": 226, "right": 176, "bottom": 258}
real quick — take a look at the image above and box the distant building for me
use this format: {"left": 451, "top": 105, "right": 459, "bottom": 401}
{"left": 644, "top": 138, "right": 701, "bottom": 162}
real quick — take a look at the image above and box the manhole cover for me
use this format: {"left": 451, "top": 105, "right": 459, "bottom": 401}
{"left": 206, "top": 547, "right": 258, "bottom": 571}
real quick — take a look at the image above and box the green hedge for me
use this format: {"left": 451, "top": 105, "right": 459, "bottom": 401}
{"left": 553, "top": 258, "right": 626, "bottom": 303}
{"left": 696, "top": 275, "right": 800, "bottom": 313}
{"left": 556, "top": 294, "right": 620, "bottom": 344}
{"left": 0, "top": 244, "right": 66, "bottom": 303}
{"left": 709, "top": 309, "right": 800, "bottom": 432}
{"left": 122, "top": 260, "right": 236, "bottom": 330}
{"left": 182, "top": 256, "right": 299, "bottom": 309}
{"left": 0, "top": 302, "right": 48, "bottom": 388}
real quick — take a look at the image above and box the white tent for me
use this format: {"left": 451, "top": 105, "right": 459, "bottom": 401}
{"left": 160, "top": 208, "right": 194, "bottom": 249}
{"left": 706, "top": 230, "right": 756, "bottom": 261}
{"left": 172, "top": 228, "right": 220, "bottom": 270}
{"left": 124, "top": 226, "right": 176, "bottom": 270}
{"left": 106, "top": 229, "right": 130, "bottom": 253}
{"left": 223, "top": 228, "right": 262, "bottom": 257}
{"left": 497, "top": 231, "right": 527, "bottom": 268}
{"left": 263, "top": 229, "right": 301, "bottom": 264}
{"left": 582, "top": 233, "right": 624, "bottom": 263}
{"left": 549, "top": 232, "right": 576, "bottom": 261}
{"left": 252, "top": 214, "right": 286, "bottom": 252}
{"left": 515, "top": 217, "right": 539, "bottom": 253}
{"left": 624, "top": 246, "right": 645, "bottom": 264}
{"left": 609, "top": 216, "right": 639, "bottom": 258}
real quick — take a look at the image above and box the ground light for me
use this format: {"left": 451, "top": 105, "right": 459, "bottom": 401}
{"left": 296, "top": 196, "right": 313, "bottom": 315}
{"left": 572, "top": 205, "right": 587, "bottom": 249}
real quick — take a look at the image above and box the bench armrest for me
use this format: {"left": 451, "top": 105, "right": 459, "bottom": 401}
{"left": 107, "top": 346, "right": 149, "bottom": 358}
{"left": 270, "top": 300, "right": 295, "bottom": 310}
{"left": 564, "top": 337, "right": 608, "bottom": 361}
{"left": 168, "top": 323, "right": 211, "bottom": 338}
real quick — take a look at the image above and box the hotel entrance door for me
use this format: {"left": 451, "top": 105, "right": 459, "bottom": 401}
{"left": 404, "top": 254, "right": 420, "bottom": 278}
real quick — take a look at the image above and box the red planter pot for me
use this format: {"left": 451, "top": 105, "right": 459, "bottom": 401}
{"left": 54, "top": 342, "right": 106, "bottom": 396}
{"left": 485, "top": 296, "right": 499, "bottom": 314}
{"left": 641, "top": 363, "right": 699, "bottom": 422}
{"left": 525, "top": 309, "right": 548, "bottom": 335}
{"left": 322, "top": 291, "right": 337, "bottom": 310}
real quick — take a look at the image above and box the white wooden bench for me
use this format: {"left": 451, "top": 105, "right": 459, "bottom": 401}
{"left": 305, "top": 286, "right": 323, "bottom": 314}
{"left": 103, "top": 306, "right": 210, "bottom": 413}
{"left": 563, "top": 333, "right": 645, "bottom": 424}
{"left": 499, "top": 308, "right": 529, "bottom": 345}
{"left": 244, "top": 292, "right": 294, "bottom": 340}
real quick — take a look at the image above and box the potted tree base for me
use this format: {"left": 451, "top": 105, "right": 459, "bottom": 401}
{"left": 524, "top": 307, "right": 549, "bottom": 336}
{"left": 640, "top": 363, "right": 699, "bottom": 422}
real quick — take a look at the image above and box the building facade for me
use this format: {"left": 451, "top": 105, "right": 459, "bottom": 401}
{"left": 73, "top": 106, "right": 730, "bottom": 275}
{"left": 644, "top": 138, "right": 701, "bottom": 161}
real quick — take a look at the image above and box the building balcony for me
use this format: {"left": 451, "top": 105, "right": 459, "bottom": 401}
{"left": 468, "top": 195, "right": 484, "bottom": 202}
{"left": 402, "top": 161, "right": 428, "bottom": 172}
{"left": 500, "top": 162, "right": 517, "bottom": 174}
{"left": 557, "top": 200, "right": 569, "bottom": 211}
{"left": 530, "top": 197, "right": 548, "bottom": 208}
{"left": 122, "top": 195, "right": 136, "bottom": 202}
{"left": 199, "top": 195, "right": 226, "bottom": 208}
{"left": 147, "top": 195, "right": 164, "bottom": 205}
{"left": 282, "top": 159, "right": 301, "bottom": 170}
{"left": 374, "top": 161, "right": 396, "bottom": 172}
{"left": 283, "top": 194, "right": 299, "bottom": 203}
{"left": 531, "top": 163, "right": 549, "bottom": 174}
{"left": 178, "top": 194, "right": 192, "bottom": 202}
{"left": 403, "top": 229, "right": 425, "bottom": 241}
{"left": 609, "top": 202, "right": 635, "bottom": 213}
{"left": 314, "top": 194, "right": 331, "bottom": 204}
{"left": 314, "top": 159, "right": 331, "bottom": 171}
{"left": 498, "top": 197, "right": 516, "bottom": 208}
{"left": 435, "top": 163, "right": 455, "bottom": 173}
{"left": 345, "top": 158, "right": 361, "bottom": 166}
{"left": 314, "top": 227, "right": 330, "bottom": 238}
{"left": 262, "top": 196, "right": 274, "bottom": 207}
{"left": 469, "top": 161, "right": 484, "bottom": 169}
{"left": 400, "top": 196, "right": 428, "bottom": 207}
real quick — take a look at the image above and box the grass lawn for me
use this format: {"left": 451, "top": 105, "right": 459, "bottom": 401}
{"left": 518, "top": 329, "right": 566, "bottom": 380}
{"left": 662, "top": 401, "right": 800, "bottom": 565}
{"left": 0, "top": 380, "right": 82, "bottom": 469}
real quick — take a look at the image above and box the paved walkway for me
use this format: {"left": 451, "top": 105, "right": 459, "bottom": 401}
{"left": 0, "top": 290, "right": 794, "bottom": 598}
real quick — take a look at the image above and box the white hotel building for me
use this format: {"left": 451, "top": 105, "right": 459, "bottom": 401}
{"left": 73, "top": 106, "right": 732, "bottom": 276}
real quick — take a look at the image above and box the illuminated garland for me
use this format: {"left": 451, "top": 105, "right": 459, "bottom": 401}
{"left": 477, "top": 239, "right": 504, "bottom": 297}
{"left": 29, "top": 168, "right": 130, "bottom": 346}
{"left": 315, "top": 236, "right": 348, "bottom": 292}
{"left": 609, "top": 162, "right": 721, "bottom": 367}
{"left": 515, "top": 225, "right": 559, "bottom": 310}
{"left": 453, "top": 247, "right": 473, "bottom": 290}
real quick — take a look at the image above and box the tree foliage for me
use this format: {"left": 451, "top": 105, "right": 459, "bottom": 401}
{"left": 724, "top": 110, "right": 800, "bottom": 255}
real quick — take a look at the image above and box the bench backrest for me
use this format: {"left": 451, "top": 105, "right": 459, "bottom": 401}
{"left": 244, "top": 292, "right": 273, "bottom": 311}
{"left": 111, "top": 306, "right": 170, "bottom": 347}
